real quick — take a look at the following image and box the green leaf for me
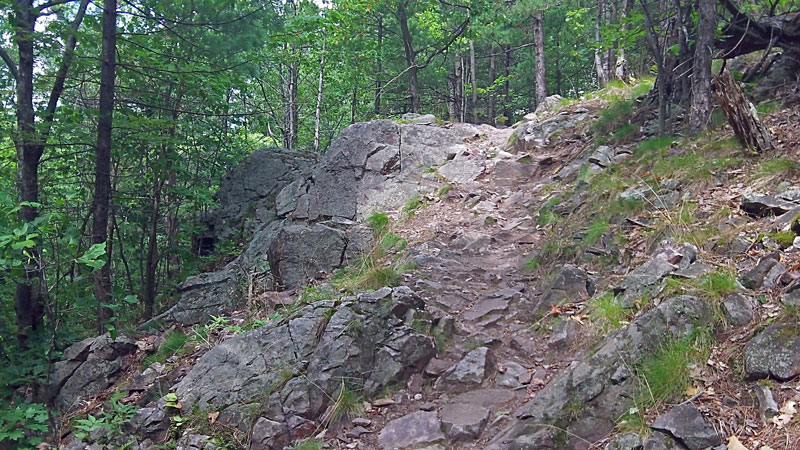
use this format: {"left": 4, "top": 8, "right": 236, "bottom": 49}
{"left": 77, "top": 243, "right": 107, "bottom": 270}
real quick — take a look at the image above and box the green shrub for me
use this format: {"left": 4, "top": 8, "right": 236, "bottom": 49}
{"left": 0, "top": 403, "right": 49, "bottom": 449}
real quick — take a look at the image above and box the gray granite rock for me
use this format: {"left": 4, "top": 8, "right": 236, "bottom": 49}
{"left": 440, "top": 403, "right": 491, "bottom": 441}
{"left": 745, "top": 324, "right": 800, "bottom": 380}
{"left": 721, "top": 293, "right": 753, "bottom": 327}
{"left": 651, "top": 404, "right": 720, "bottom": 450}
{"left": 378, "top": 411, "right": 445, "bottom": 449}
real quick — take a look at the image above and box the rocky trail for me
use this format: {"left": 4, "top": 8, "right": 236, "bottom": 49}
{"left": 44, "top": 95, "right": 800, "bottom": 450}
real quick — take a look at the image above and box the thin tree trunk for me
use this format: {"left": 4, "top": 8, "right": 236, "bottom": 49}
{"left": 460, "top": 56, "right": 467, "bottom": 122}
{"left": 640, "top": 0, "right": 666, "bottom": 134}
{"left": 595, "top": 0, "right": 608, "bottom": 87}
{"left": 143, "top": 176, "right": 162, "bottom": 319}
{"left": 288, "top": 57, "right": 298, "bottom": 150}
{"left": 450, "top": 58, "right": 462, "bottom": 121}
{"left": 92, "top": 0, "right": 117, "bottom": 333}
{"left": 374, "top": 15, "right": 383, "bottom": 116}
{"left": 688, "top": 0, "right": 715, "bottom": 132}
{"left": 10, "top": 0, "right": 89, "bottom": 343}
{"left": 351, "top": 85, "right": 358, "bottom": 124}
{"left": 314, "top": 32, "right": 327, "bottom": 152}
{"left": 488, "top": 50, "right": 496, "bottom": 126}
{"left": 615, "top": 0, "right": 631, "bottom": 80}
{"left": 503, "top": 46, "right": 512, "bottom": 121}
{"left": 469, "top": 40, "right": 477, "bottom": 123}
{"left": 397, "top": 1, "right": 420, "bottom": 112}
{"left": 533, "top": 10, "right": 547, "bottom": 105}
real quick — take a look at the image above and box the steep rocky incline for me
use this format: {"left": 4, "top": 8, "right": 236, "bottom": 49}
{"left": 51, "top": 102, "right": 800, "bottom": 450}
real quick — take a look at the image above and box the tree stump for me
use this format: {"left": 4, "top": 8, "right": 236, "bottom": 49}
{"left": 712, "top": 70, "right": 773, "bottom": 154}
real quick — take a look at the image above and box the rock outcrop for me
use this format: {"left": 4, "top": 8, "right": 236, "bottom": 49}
{"left": 492, "top": 295, "right": 713, "bottom": 449}
{"left": 169, "top": 287, "right": 435, "bottom": 437}
{"left": 46, "top": 334, "right": 138, "bottom": 411}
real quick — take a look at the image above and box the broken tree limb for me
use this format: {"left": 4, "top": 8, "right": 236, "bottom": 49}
{"left": 712, "top": 70, "right": 773, "bottom": 154}
{"left": 716, "top": 0, "right": 800, "bottom": 59}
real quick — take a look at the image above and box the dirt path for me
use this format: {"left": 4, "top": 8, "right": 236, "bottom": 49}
{"left": 348, "top": 126, "right": 590, "bottom": 449}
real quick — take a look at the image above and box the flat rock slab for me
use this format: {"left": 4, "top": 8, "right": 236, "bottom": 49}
{"left": 440, "top": 403, "right": 491, "bottom": 441}
{"left": 437, "top": 159, "right": 485, "bottom": 184}
{"left": 378, "top": 411, "right": 445, "bottom": 449}
{"left": 450, "top": 388, "right": 516, "bottom": 407}
{"left": 745, "top": 323, "right": 800, "bottom": 380}
{"left": 652, "top": 403, "right": 720, "bottom": 450}
{"left": 438, "top": 347, "right": 492, "bottom": 390}
{"left": 462, "top": 297, "right": 511, "bottom": 322}
{"left": 741, "top": 193, "right": 798, "bottom": 217}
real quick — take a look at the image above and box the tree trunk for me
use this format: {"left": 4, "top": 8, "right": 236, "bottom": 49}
{"left": 450, "top": 58, "right": 462, "bottom": 121}
{"left": 351, "top": 85, "right": 358, "bottom": 123}
{"left": 503, "top": 46, "right": 512, "bottom": 121}
{"left": 640, "top": 0, "right": 666, "bottom": 135}
{"left": 594, "top": 0, "right": 608, "bottom": 87}
{"left": 533, "top": 10, "right": 547, "bottom": 106}
{"left": 314, "top": 32, "right": 327, "bottom": 152}
{"left": 469, "top": 40, "right": 477, "bottom": 123}
{"left": 615, "top": 0, "right": 630, "bottom": 80}
{"left": 488, "top": 50, "right": 496, "bottom": 126}
{"left": 92, "top": 0, "right": 117, "bottom": 333}
{"left": 712, "top": 70, "right": 773, "bottom": 154}
{"left": 288, "top": 57, "right": 298, "bottom": 150}
{"left": 460, "top": 56, "right": 467, "bottom": 122}
{"left": 374, "top": 15, "right": 383, "bottom": 117}
{"left": 397, "top": 1, "right": 420, "bottom": 112}
{"left": 9, "top": 0, "right": 88, "bottom": 343}
{"left": 688, "top": 0, "right": 716, "bottom": 132}
{"left": 143, "top": 176, "right": 161, "bottom": 319}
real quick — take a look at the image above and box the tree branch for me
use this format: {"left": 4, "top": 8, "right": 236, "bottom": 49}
{"left": 0, "top": 46, "right": 18, "bottom": 81}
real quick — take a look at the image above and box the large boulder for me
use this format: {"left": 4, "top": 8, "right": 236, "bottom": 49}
{"left": 46, "top": 334, "right": 138, "bottom": 411}
{"left": 267, "top": 220, "right": 373, "bottom": 289}
{"left": 203, "top": 148, "right": 315, "bottom": 240}
{"left": 490, "top": 295, "right": 713, "bottom": 449}
{"left": 275, "top": 119, "right": 488, "bottom": 221}
{"left": 512, "top": 109, "right": 591, "bottom": 153}
{"left": 171, "top": 287, "right": 435, "bottom": 435}
{"left": 146, "top": 268, "right": 242, "bottom": 327}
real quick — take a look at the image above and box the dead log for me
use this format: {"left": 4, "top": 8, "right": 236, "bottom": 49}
{"left": 712, "top": 70, "right": 773, "bottom": 154}
{"left": 717, "top": 0, "right": 800, "bottom": 59}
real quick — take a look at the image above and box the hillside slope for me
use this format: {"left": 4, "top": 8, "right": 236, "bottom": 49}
{"left": 48, "top": 88, "right": 800, "bottom": 450}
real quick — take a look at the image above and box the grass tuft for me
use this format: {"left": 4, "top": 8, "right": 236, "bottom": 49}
{"left": 145, "top": 330, "right": 188, "bottom": 368}
{"left": 588, "top": 292, "right": 630, "bottom": 333}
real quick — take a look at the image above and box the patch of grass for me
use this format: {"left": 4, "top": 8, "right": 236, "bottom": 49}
{"left": 594, "top": 97, "right": 634, "bottom": 135}
{"left": 756, "top": 99, "right": 782, "bottom": 115}
{"left": 145, "top": 330, "right": 188, "bottom": 368}
{"left": 584, "top": 217, "right": 609, "bottom": 246}
{"left": 616, "top": 406, "right": 650, "bottom": 436}
{"left": 635, "top": 328, "right": 712, "bottom": 408}
{"left": 767, "top": 230, "right": 797, "bottom": 249}
{"left": 537, "top": 196, "right": 563, "bottom": 226}
{"left": 294, "top": 440, "right": 324, "bottom": 450}
{"left": 635, "top": 136, "right": 675, "bottom": 155}
{"left": 756, "top": 157, "right": 797, "bottom": 176}
{"left": 366, "top": 212, "right": 390, "bottom": 235}
{"left": 697, "top": 270, "right": 738, "bottom": 300}
{"left": 523, "top": 238, "right": 574, "bottom": 271}
{"left": 402, "top": 195, "right": 423, "bottom": 214}
{"left": 611, "top": 124, "right": 638, "bottom": 144}
{"left": 327, "top": 383, "right": 365, "bottom": 425}
{"left": 299, "top": 285, "right": 337, "bottom": 303}
{"left": 588, "top": 292, "right": 630, "bottom": 333}
{"left": 437, "top": 184, "right": 453, "bottom": 196}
